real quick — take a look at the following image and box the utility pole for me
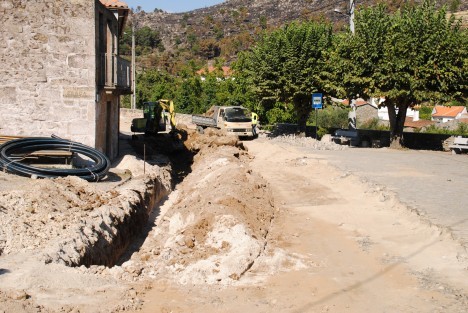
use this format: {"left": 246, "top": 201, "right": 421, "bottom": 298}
{"left": 334, "top": 0, "right": 355, "bottom": 34}
{"left": 334, "top": 1, "right": 357, "bottom": 129}
{"left": 349, "top": 0, "right": 356, "bottom": 129}
{"left": 131, "top": 22, "right": 136, "bottom": 110}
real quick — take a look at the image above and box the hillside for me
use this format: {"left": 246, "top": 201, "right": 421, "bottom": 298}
{"left": 127, "top": 0, "right": 467, "bottom": 72}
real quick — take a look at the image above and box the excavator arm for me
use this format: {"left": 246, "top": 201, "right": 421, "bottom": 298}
{"left": 159, "top": 99, "right": 176, "bottom": 131}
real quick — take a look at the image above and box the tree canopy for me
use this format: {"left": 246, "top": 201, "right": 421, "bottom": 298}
{"left": 330, "top": 1, "right": 467, "bottom": 145}
{"left": 236, "top": 21, "right": 334, "bottom": 133}
{"left": 120, "top": 26, "right": 163, "bottom": 56}
{"left": 124, "top": 1, "right": 467, "bottom": 143}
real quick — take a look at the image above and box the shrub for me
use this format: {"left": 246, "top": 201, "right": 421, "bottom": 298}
{"left": 359, "top": 118, "right": 389, "bottom": 130}
{"left": 308, "top": 106, "right": 348, "bottom": 129}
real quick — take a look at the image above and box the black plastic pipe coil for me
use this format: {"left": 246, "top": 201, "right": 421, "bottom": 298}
{"left": 0, "top": 137, "right": 110, "bottom": 182}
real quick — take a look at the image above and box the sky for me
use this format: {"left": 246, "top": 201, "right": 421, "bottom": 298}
{"left": 124, "top": 0, "right": 226, "bottom": 13}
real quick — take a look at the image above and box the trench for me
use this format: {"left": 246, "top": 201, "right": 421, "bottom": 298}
{"left": 45, "top": 133, "right": 195, "bottom": 268}
{"left": 115, "top": 134, "right": 196, "bottom": 266}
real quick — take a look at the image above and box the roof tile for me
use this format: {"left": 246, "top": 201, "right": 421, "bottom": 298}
{"left": 432, "top": 105, "right": 466, "bottom": 118}
{"left": 100, "top": 0, "right": 129, "bottom": 9}
{"left": 342, "top": 98, "right": 370, "bottom": 107}
{"left": 404, "top": 117, "right": 435, "bottom": 128}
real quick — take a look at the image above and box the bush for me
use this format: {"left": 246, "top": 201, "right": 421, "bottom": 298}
{"left": 266, "top": 102, "right": 295, "bottom": 124}
{"left": 422, "top": 123, "right": 468, "bottom": 136}
{"left": 419, "top": 106, "right": 433, "bottom": 120}
{"left": 308, "top": 106, "right": 348, "bottom": 129}
{"left": 317, "top": 126, "right": 329, "bottom": 139}
{"left": 359, "top": 118, "right": 389, "bottom": 131}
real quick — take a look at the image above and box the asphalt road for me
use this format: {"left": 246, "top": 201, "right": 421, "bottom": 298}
{"left": 295, "top": 146, "right": 468, "bottom": 247}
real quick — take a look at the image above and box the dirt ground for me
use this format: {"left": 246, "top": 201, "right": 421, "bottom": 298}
{"left": 134, "top": 136, "right": 468, "bottom": 313}
{"left": 0, "top": 121, "right": 467, "bottom": 312}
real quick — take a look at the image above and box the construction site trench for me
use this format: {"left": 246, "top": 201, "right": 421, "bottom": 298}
{"left": 1, "top": 116, "right": 467, "bottom": 312}
{"left": 0, "top": 122, "right": 284, "bottom": 311}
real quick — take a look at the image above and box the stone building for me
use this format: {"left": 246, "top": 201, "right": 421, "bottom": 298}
{"left": 0, "top": 0, "right": 131, "bottom": 159}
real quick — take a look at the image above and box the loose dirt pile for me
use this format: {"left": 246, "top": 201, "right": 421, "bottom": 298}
{"left": 122, "top": 144, "right": 277, "bottom": 285}
{"left": 181, "top": 126, "right": 245, "bottom": 152}
{"left": 0, "top": 176, "right": 118, "bottom": 255}
{"left": 0, "top": 153, "right": 172, "bottom": 312}
{"left": 114, "top": 128, "right": 306, "bottom": 287}
{"left": 0, "top": 127, "right": 293, "bottom": 311}
{"left": 269, "top": 134, "right": 348, "bottom": 150}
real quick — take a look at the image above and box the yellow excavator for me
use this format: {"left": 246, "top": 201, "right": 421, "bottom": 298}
{"left": 130, "top": 99, "right": 176, "bottom": 138}
{"left": 159, "top": 99, "right": 176, "bottom": 131}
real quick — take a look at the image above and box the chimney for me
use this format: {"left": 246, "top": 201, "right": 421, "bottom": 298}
{"left": 413, "top": 110, "right": 419, "bottom": 122}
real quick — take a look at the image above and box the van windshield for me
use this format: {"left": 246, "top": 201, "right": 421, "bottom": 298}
{"left": 224, "top": 107, "right": 251, "bottom": 122}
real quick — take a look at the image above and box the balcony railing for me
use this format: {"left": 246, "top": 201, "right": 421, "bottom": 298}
{"left": 99, "top": 53, "right": 131, "bottom": 92}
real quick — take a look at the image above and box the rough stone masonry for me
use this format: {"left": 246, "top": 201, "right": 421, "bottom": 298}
{"left": 0, "top": 0, "right": 124, "bottom": 158}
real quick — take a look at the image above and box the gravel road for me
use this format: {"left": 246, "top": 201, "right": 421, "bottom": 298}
{"left": 292, "top": 145, "right": 468, "bottom": 247}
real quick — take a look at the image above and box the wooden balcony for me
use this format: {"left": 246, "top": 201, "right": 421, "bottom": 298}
{"left": 99, "top": 53, "right": 132, "bottom": 95}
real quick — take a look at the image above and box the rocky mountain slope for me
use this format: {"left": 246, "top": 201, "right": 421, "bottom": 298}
{"left": 129, "top": 0, "right": 467, "bottom": 69}
{"left": 133, "top": 0, "right": 361, "bottom": 60}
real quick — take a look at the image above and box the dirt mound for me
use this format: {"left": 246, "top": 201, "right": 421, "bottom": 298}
{"left": 0, "top": 176, "right": 119, "bottom": 255}
{"left": 269, "top": 134, "right": 348, "bottom": 150}
{"left": 122, "top": 143, "right": 276, "bottom": 285}
{"left": 0, "top": 154, "right": 172, "bottom": 311}
{"left": 180, "top": 126, "right": 246, "bottom": 152}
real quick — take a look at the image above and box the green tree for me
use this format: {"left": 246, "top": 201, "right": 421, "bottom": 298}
{"left": 120, "top": 26, "right": 132, "bottom": 55}
{"left": 135, "top": 69, "right": 175, "bottom": 108}
{"left": 200, "top": 75, "right": 219, "bottom": 112}
{"left": 419, "top": 105, "right": 433, "bottom": 120}
{"left": 331, "top": 1, "right": 467, "bottom": 146}
{"left": 119, "top": 25, "right": 163, "bottom": 56}
{"left": 174, "top": 76, "right": 204, "bottom": 114}
{"left": 136, "top": 26, "right": 162, "bottom": 51}
{"left": 238, "top": 21, "right": 334, "bottom": 133}
{"left": 309, "top": 106, "right": 349, "bottom": 129}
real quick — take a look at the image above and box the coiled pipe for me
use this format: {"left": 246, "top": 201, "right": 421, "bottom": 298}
{"left": 0, "top": 137, "right": 110, "bottom": 182}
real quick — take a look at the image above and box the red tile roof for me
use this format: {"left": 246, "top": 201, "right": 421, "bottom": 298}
{"left": 342, "top": 98, "right": 371, "bottom": 107}
{"left": 100, "top": 0, "right": 129, "bottom": 9}
{"left": 432, "top": 106, "right": 466, "bottom": 118}
{"left": 404, "top": 118, "right": 435, "bottom": 129}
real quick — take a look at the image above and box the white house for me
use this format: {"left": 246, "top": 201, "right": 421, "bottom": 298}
{"left": 372, "top": 97, "right": 416, "bottom": 121}
{"left": 431, "top": 106, "right": 467, "bottom": 123}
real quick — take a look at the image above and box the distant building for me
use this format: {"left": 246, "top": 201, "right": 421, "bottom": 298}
{"left": 431, "top": 106, "right": 467, "bottom": 123}
{"left": 0, "top": 0, "right": 131, "bottom": 159}
{"left": 331, "top": 97, "right": 379, "bottom": 126}
{"left": 331, "top": 97, "right": 439, "bottom": 130}
{"left": 403, "top": 111, "right": 435, "bottom": 131}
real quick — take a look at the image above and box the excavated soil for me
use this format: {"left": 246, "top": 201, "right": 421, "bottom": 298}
{"left": 0, "top": 126, "right": 278, "bottom": 312}
{"left": 0, "top": 122, "right": 467, "bottom": 313}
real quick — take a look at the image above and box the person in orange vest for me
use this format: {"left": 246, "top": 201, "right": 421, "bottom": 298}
{"left": 251, "top": 112, "right": 259, "bottom": 137}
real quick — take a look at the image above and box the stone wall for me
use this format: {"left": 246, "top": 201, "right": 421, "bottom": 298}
{"left": 0, "top": 0, "right": 97, "bottom": 148}
{"left": 356, "top": 104, "right": 378, "bottom": 127}
{"left": 120, "top": 108, "right": 143, "bottom": 120}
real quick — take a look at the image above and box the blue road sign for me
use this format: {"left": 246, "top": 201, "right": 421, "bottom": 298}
{"left": 312, "top": 93, "right": 323, "bottom": 109}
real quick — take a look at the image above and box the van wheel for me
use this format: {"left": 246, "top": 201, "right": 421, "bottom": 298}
{"left": 196, "top": 126, "right": 205, "bottom": 134}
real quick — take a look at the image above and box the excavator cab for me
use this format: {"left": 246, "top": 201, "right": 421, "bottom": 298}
{"left": 131, "top": 101, "right": 165, "bottom": 136}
